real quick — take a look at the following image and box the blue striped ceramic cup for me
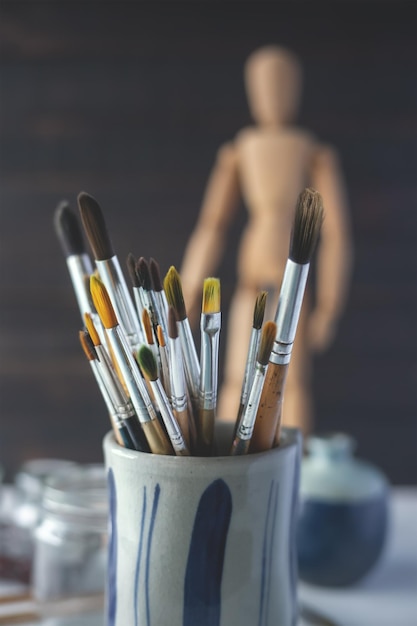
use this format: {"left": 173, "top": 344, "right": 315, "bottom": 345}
{"left": 103, "top": 421, "right": 301, "bottom": 626}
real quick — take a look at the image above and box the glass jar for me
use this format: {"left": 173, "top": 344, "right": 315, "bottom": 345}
{"left": 3, "top": 459, "right": 78, "bottom": 582}
{"left": 33, "top": 464, "right": 108, "bottom": 601}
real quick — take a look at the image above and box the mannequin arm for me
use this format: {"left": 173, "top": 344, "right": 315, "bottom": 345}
{"left": 180, "top": 142, "right": 240, "bottom": 324}
{"left": 309, "top": 145, "right": 353, "bottom": 351}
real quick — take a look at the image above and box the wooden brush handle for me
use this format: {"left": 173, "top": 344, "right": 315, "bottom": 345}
{"left": 249, "top": 362, "right": 288, "bottom": 453}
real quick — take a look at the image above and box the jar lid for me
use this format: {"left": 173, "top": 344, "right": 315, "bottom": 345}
{"left": 42, "top": 464, "right": 108, "bottom": 527}
{"left": 306, "top": 432, "right": 356, "bottom": 460}
{"left": 15, "top": 459, "right": 78, "bottom": 500}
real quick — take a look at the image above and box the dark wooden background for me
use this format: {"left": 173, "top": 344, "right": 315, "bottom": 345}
{"left": 0, "top": 1, "right": 415, "bottom": 484}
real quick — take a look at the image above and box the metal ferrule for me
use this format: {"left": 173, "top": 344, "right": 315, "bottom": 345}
{"left": 89, "top": 359, "right": 117, "bottom": 420}
{"left": 155, "top": 291, "right": 169, "bottom": 338}
{"left": 158, "top": 344, "right": 171, "bottom": 399}
{"left": 115, "top": 401, "right": 136, "bottom": 421}
{"left": 240, "top": 328, "right": 260, "bottom": 406}
{"left": 150, "top": 379, "right": 189, "bottom": 455}
{"left": 178, "top": 319, "right": 200, "bottom": 401}
{"left": 95, "top": 344, "right": 129, "bottom": 409}
{"left": 66, "top": 254, "right": 94, "bottom": 317}
{"left": 168, "top": 336, "right": 187, "bottom": 413}
{"left": 199, "top": 312, "right": 221, "bottom": 411}
{"left": 131, "top": 288, "right": 146, "bottom": 343}
{"left": 106, "top": 326, "right": 155, "bottom": 423}
{"left": 270, "top": 260, "right": 309, "bottom": 366}
{"left": 238, "top": 363, "right": 268, "bottom": 440}
{"left": 96, "top": 257, "right": 142, "bottom": 351}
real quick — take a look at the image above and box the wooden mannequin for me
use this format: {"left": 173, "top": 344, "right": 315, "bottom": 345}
{"left": 180, "top": 45, "right": 352, "bottom": 435}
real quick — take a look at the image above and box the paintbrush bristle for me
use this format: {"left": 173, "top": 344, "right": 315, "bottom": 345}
{"left": 253, "top": 291, "right": 267, "bottom": 329}
{"left": 167, "top": 305, "right": 178, "bottom": 339}
{"left": 90, "top": 275, "right": 118, "bottom": 329}
{"left": 136, "top": 345, "right": 158, "bottom": 381}
{"left": 54, "top": 201, "right": 86, "bottom": 257}
{"left": 78, "top": 191, "right": 114, "bottom": 261}
{"left": 136, "top": 257, "right": 152, "bottom": 291}
{"left": 149, "top": 258, "right": 163, "bottom": 292}
{"left": 202, "top": 278, "right": 220, "bottom": 314}
{"left": 157, "top": 325, "right": 166, "bottom": 347}
{"left": 289, "top": 188, "right": 324, "bottom": 265}
{"left": 142, "top": 309, "right": 154, "bottom": 345}
{"left": 84, "top": 313, "right": 101, "bottom": 346}
{"left": 163, "top": 266, "right": 187, "bottom": 321}
{"left": 258, "top": 321, "right": 277, "bottom": 366}
{"left": 126, "top": 253, "right": 140, "bottom": 288}
{"left": 79, "top": 330, "right": 97, "bottom": 362}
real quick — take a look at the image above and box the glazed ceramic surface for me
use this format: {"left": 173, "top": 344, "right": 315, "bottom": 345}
{"left": 297, "top": 433, "right": 389, "bottom": 587}
{"left": 103, "top": 422, "right": 301, "bottom": 626}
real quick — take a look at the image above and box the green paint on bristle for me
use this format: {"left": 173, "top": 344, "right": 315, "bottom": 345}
{"left": 136, "top": 345, "right": 158, "bottom": 381}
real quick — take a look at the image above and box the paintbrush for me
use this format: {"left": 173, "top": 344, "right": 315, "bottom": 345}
{"left": 136, "top": 257, "right": 158, "bottom": 327}
{"left": 90, "top": 275, "right": 172, "bottom": 455}
{"left": 234, "top": 290, "right": 267, "bottom": 430}
{"left": 79, "top": 330, "right": 134, "bottom": 449}
{"left": 142, "top": 308, "right": 157, "bottom": 354}
{"left": 137, "top": 345, "right": 189, "bottom": 456}
{"left": 156, "top": 324, "right": 171, "bottom": 399}
{"left": 198, "top": 277, "right": 221, "bottom": 455}
{"left": 250, "top": 188, "right": 324, "bottom": 452}
{"left": 84, "top": 313, "right": 149, "bottom": 452}
{"left": 163, "top": 266, "right": 200, "bottom": 405}
{"left": 149, "top": 257, "right": 169, "bottom": 338}
{"left": 230, "top": 321, "right": 276, "bottom": 455}
{"left": 78, "top": 192, "right": 142, "bottom": 351}
{"left": 126, "top": 252, "right": 146, "bottom": 342}
{"left": 54, "top": 201, "right": 105, "bottom": 334}
{"left": 167, "top": 306, "right": 192, "bottom": 449}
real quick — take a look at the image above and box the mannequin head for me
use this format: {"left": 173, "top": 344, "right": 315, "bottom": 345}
{"left": 244, "top": 46, "right": 302, "bottom": 127}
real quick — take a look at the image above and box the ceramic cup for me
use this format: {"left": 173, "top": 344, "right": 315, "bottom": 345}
{"left": 103, "top": 421, "right": 301, "bottom": 626}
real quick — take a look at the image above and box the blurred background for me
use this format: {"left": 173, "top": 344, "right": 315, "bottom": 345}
{"left": 0, "top": 1, "right": 415, "bottom": 484}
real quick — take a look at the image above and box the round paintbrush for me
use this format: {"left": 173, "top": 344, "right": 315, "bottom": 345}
{"left": 90, "top": 275, "right": 172, "bottom": 455}
{"left": 163, "top": 266, "right": 200, "bottom": 404}
{"left": 231, "top": 321, "right": 276, "bottom": 455}
{"left": 137, "top": 345, "right": 189, "bottom": 457}
{"left": 250, "top": 188, "right": 324, "bottom": 452}
{"left": 54, "top": 200, "right": 96, "bottom": 320}
{"left": 78, "top": 192, "right": 142, "bottom": 350}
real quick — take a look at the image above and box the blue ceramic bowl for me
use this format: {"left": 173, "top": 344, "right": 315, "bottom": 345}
{"left": 297, "top": 433, "right": 389, "bottom": 587}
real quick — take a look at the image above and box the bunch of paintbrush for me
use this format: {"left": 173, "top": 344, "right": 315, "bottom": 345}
{"left": 55, "top": 187, "right": 323, "bottom": 457}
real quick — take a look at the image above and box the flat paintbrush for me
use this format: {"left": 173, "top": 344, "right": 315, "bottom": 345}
{"left": 164, "top": 266, "right": 200, "bottom": 406}
{"left": 78, "top": 192, "right": 142, "bottom": 351}
{"left": 198, "top": 277, "right": 221, "bottom": 456}
{"left": 234, "top": 290, "right": 267, "bottom": 429}
{"left": 250, "top": 188, "right": 324, "bottom": 452}
{"left": 230, "top": 321, "right": 276, "bottom": 455}
{"left": 137, "top": 345, "right": 189, "bottom": 457}
{"left": 90, "top": 275, "right": 172, "bottom": 455}
{"left": 79, "top": 330, "right": 134, "bottom": 449}
{"left": 84, "top": 313, "right": 149, "bottom": 452}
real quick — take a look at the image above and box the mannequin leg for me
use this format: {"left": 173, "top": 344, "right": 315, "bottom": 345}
{"left": 281, "top": 299, "right": 313, "bottom": 436}
{"left": 217, "top": 284, "right": 258, "bottom": 421}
